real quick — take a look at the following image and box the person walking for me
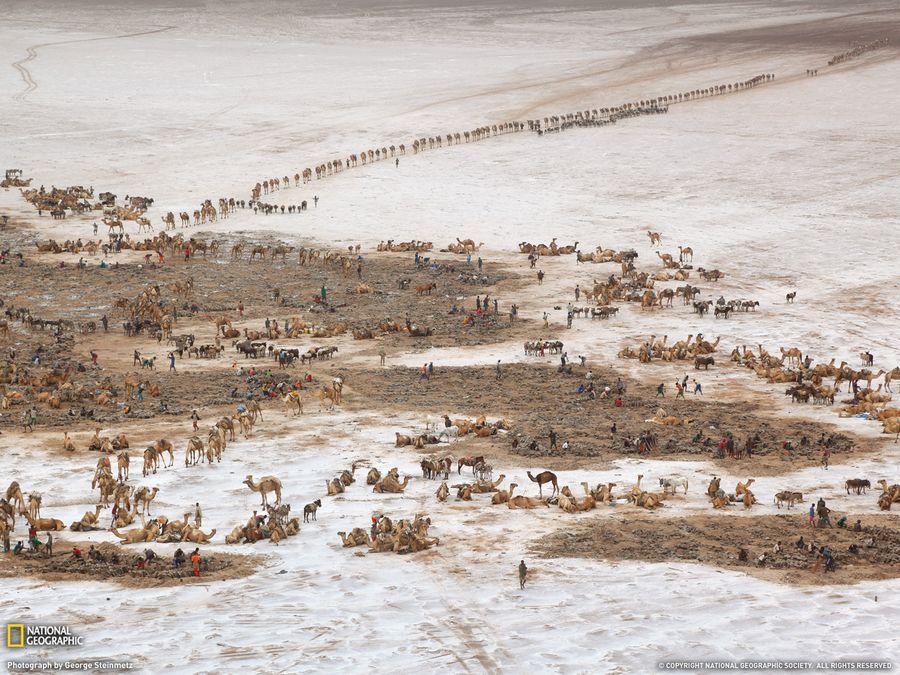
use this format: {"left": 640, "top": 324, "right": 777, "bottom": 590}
{"left": 428, "top": 362, "right": 434, "bottom": 378}
{"left": 191, "top": 410, "right": 200, "bottom": 431}
{"left": 356, "top": 260, "right": 362, "bottom": 279}
{"left": 238, "top": 301, "right": 244, "bottom": 317}
{"left": 519, "top": 560, "right": 528, "bottom": 589}
{"left": 537, "top": 270, "right": 544, "bottom": 285}
{"left": 23, "top": 409, "right": 33, "bottom": 433}
{"left": 809, "top": 503, "right": 816, "bottom": 528}
{"left": 549, "top": 429, "right": 557, "bottom": 451}
{"left": 477, "top": 257, "right": 483, "bottom": 272}
{"left": 822, "top": 447, "right": 830, "bottom": 470}
{"left": 90, "top": 350, "right": 98, "bottom": 365}
{"left": 101, "top": 315, "right": 108, "bottom": 332}
{"left": 194, "top": 503, "right": 202, "bottom": 528}
{"left": 378, "top": 345, "right": 386, "bottom": 367}
{"left": 543, "top": 312, "right": 549, "bottom": 328}
{"left": 395, "top": 158, "right": 399, "bottom": 167}
{"left": 495, "top": 360, "right": 502, "bottom": 381}
{"left": 169, "top": 352, "right": 176, "bottom": 372}
{"left": 136, "top": 381, "right": 144, "bottom": 402}
{"left": 656, "top": 383, "right": 665, "bottom": 397}
{"left": 675, "top": 382, "right": 685, "bottom": 399}
{"left": 45, "top": 532, "right": 53, "bottom": 558}
{"left": 320, "top": 283, "right": 327, "bottom": 304}
{"left": 693, "top": 379, "right": 703, "bottom": 395}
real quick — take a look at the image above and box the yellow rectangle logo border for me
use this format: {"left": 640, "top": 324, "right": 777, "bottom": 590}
{"left": 7, "top": 623, "right": 25, "bottom": 648}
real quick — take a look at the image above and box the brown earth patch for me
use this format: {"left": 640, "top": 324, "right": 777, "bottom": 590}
{"left": 348, "top": 363, "right": 861, "bottom": 475}
{"left": 0, "top": 541, "right": 262, "bottom": 588}
{"left": 534, "top": 512, "right": 900, "bottom": 585}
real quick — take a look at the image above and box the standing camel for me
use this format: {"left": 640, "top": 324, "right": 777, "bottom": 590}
{"left": 243, "top": 475, "right": 282, "bottom": 507}
{"left": 526, "top": 470, "right": 559, "bottom": 498}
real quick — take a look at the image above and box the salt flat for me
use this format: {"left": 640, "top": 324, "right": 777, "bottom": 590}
{"left": 2, "top": 0, "right": 900, "bottom": 672}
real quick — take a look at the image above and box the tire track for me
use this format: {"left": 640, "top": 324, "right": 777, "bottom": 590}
{"left": 11, "top": 25, "right": 175, "bottom": 102}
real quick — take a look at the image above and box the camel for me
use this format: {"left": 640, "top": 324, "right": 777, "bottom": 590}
{"left": 526, "top": 470, "right": 559, "bottom": 498}
{"left": 780, "top": 346, "right": 802, "bottom": 367}
{"left": 507, "top": 483, "right": 549, "bottom": 509}
{"left": 338, "top": 528, "right": 371, "bottom": 547}
{"left": 185, "top": 437, "right": 204, "bottom": 467}
{"left": 326, "top": 478, "right": 345, "bottom": 496}
{"left": 117, "top": 451, "right": 129, "bottom": 481}
{"left": 647, "top": 231, "right": 662, "bottom": 245}
{"left": 656, "top": 251, "right": 674, "bottom": 267}
{"left": 373, "top": 475, "right": 412, "bottom": 493}
{"left": 62, "top": 432, "right": 76, "bottom": 452}
{"left": 629, "top": 474, "right": 645, "bottom": 502}
{"left": 142, "top": 447, "right": 160, "bottom": 477}
{"left": 558, "top": 489, "right": 577, "bottom": 513}
{"left": 366, "top": 468, "right": 382, "bottom": 485}
{"left": 282, "top": 390, "right": 303, "bottom": 415}
{"left": 743, "top": 490, "right": 756, "bottom": 509}
{"left": 5, "top": 481, "right": 26, "bottom": 515}
{"left": 586, "top": 481, "right": 616, "bottom": 504}
{"left": 25, "top": 514, "right": 65, "bottom": 531}
{"left": 244, "top": 475, "right": 282, "bottom": 507}
{"left": 153, "top": 439, "right": 174, "bottom": 465}
{"left": 736, "top": 478, "right": 755, "bottom": 496}
{"left": 678, "top": 245, "right": 694, "bottom": 262}
{"left": 470, "top": 474, "right": 505, "bottom": 494}
{"left": 707, "top": 477, "right": 721, "bottom": 497}
{"left": 181, "top": 525, "right": 217, "bottom": 544}
{"left": 884, "top": 366, "right": 900, "bottom": 392}
{"left": 27, "top": 493, "right": 41, "bottom": 520}
{"left": 436, "top": 481, "right": 449, "bottom": 501}
{"left": 72, "top": 505, "right": 103, "bottom": 530}
{"left": 111, "top": 521, "right": 159, "bottom": 544}
{"left": 133, "top": 487, "right": 159, "bottom": 516}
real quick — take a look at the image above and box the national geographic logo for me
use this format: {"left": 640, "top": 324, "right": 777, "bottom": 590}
{"left": 6, "top": 624, "right": 83, "bottom": 648}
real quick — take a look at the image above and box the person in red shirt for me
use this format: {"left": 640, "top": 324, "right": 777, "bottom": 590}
{"left": 191, "top": 549, "right": 201, "bottom": 577}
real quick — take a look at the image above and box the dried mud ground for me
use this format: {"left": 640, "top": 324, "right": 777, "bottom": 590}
{"left": 0, "top": 541, "right": 263, "bottom": 588}
{"left": 349, "top": 363, "right": 858, "bottom": 475}
{"left": 534, "top": 513, "right": 900, "bottom": 585}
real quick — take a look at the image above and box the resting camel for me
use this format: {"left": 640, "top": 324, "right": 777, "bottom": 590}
{"left": 526, "top": 470, "right": 559, "bottom": 498}
{"left": 63, "top": 432, "right": 76, "bottom": 452}
{"left": 338, "top": 528, "right": 370, "bottom": 547}
{"left": 111, "top": 521, "right": 160, "bottom": 544}
{"left": 244, "top": 475, "right": 282, "bottom": 507}
{"left": 470, "top": 475, "right": 505, "bottom": 494}
{"left": 507, "top": 483, "right": 549, "bottom": 509}
{"left": 72, "top": 505, "right": 103, "bottom": 530}
{"left": 436, "top": 481, "right": 449, "bottom": 501}
{"left": 25, "top": 514, "right": 65, "bottom": 531}
{"left": 373, "top": 474, "right": 412, "bottom": 493}
{"left": 366, "top": 468, "right": 382, "bottom": 485}
{"left": 181, "top": 525, "right": 217, "bottom": 544}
